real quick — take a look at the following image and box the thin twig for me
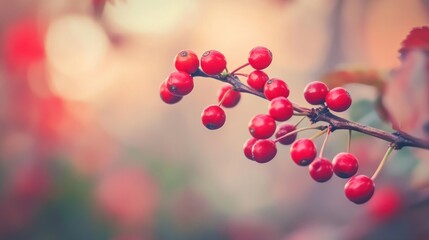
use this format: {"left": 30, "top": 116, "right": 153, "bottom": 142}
{"left": 192, "top": 69, "right": 429, "bottom": 151}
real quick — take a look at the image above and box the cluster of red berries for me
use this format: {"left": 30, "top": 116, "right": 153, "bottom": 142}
{"left": 160, "top": 47, "right": 376, "bottom": 204}
{"left": 288, "top": 137, "right": 374, "bottom": 204}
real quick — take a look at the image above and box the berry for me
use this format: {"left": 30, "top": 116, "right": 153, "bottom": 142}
{"left": 275, "top": 123, "right": 297, "bottom": 145}
{"left": 268, "top": 97, "right": 293, "bottom": 121}
{"left": 252, "top": 139, "right": 277, "bottom": 163}
{"left": 264, "top": 78, "right": 289, "bottom": 101}
{"left": 325, "top": 87, "right": 352, "bottom": 112}
{"left": 248, "top": 46, "right": 273, "bottom": 70}
{"left": 332, "top": 152, "right": 359, "bottom": 178}
{"left": 166, "top": 71, "right": 194, "bottom": 96}
{"left": 344, "top": 175, "right": 375, "bottom": 204}
{"left": 201, "top": 50, "right": 227, "bottom": 75}
{"left": 201, "top": 105, "right": 226, "bottom": 130}
{"left": 367, "top": 186, "right": 403, "bottom": 221}
{"left": 243, "top": 138, "right": 258, "bottom": 160}
{"left": 248, "top": 114, "right": 276, "bottom": 139}
{"left": 174, "top": 50, "right": 199, "bottom": 74}
{"left": 309, "top": 157, "right": 333, "bottom": 182}
{"left": 303, "top": 81, "right": 329, "bottom": 105}
{"left": 247, "top": 70, "right": 269, "bottom": 92}
{"left": 290, "top": 139, "right": 317, "bottom": 166}
{"left": 217, "top": 85, "right": 241, "bottom": 108}
{"left": 159, "top": 81, "right": 182, "bottom": 104}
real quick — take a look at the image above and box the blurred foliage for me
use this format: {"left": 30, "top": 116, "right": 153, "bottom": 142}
{"left": 0, "top": 0, "right": 427, "bottom": 239}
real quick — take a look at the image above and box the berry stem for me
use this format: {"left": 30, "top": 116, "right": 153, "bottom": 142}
{"left": 294, "top": 116, "right": 307, "bottom": 128}
{"left": 218, "top": 88, "right": 231, "bottom": 107}
{"left": 309, "top": 128, "right": 329, "bottom": 141}
{"left": 274, "top": 125, "right": 328, "bottom": 143}
{"left": 231, "top": 63, "right": 250, "bottom": 74}
{"left": 347, "top": 129, "right": 351, "bottom": 153}
{"left": 233, "top": 73, "right": 249, "bottom": 77}
{"left": 318, "top": 127, "right": 331, "bottom": 158}
{"left": 192, "top": 69, "right": 429, "bottom": 151}
{"left": 371, "top": 145, "right": 395, "bottom": 180}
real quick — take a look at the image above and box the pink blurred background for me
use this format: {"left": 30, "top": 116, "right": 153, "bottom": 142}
{"left": 0, "top": 0, "right": 428, "bottom": 239}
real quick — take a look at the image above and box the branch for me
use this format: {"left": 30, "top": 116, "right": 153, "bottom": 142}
{"left": 192, "top": 69, "right": 429, "bottom": 150}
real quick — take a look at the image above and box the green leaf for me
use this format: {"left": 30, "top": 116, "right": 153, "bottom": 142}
{"left": 386, "top": 148, "right": 419, "bottom": 178}
{"left": 349, "top": 99, "right": 383, "bottom": 129}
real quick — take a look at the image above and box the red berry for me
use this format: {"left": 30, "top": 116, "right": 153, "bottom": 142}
{"left": 252, "top": 139, "right": 277, "bottom": 163}
{"left": 201, "top": 105, "right": 226, "bottom": 130}
{"left": 217, "top": 85, "right": 241, "bottom": 108}
{"left": 247, "top": 70, "right": 269, "bottom": 92}
{"left": 248, "top": 114, "right": 276, "bottom": 139}
{"left": 243, "top": 138, "right": 258, "bottom": 160}
{"left": 264, "top": 78, "right": 289, "bottom": 101}
{"left": 201, "top": 50, "right": 227, "bottom": 75}
{"left": 174, "top": 50, "right": 199, "bottom": 74}
{"left": 332, "top": 152, "right": 359, "bottom": 178}
{"left": 303, "top": 81, "right": 329, "bottom": 105}
{"left": 248, "top": 46, "right": 272, "bottom": 70}
{"left": 367, "top": 186, "right": 403, "bottom": 221}
{"left": 325, "top": 87, "right": 352, "bottom": 112}
{"left": 290, "top": 139, "right": 317, "bottom": 166}
{"left": 159, "top": 81, "right": 182, "bottom": 104}
{"left": 309, "top": 157, "right": 333, "bottom": 182}
{"left": 275, "top": 123, "right": 297, "bottom": 145}
{"left": 268, "top": 97, "right": 293, "bottom": 122}
{"left": 166, "top": 71, "right": 194, "bottom": 96}
{"left": 344, "top": 175, "right": 375, "bottom": 204}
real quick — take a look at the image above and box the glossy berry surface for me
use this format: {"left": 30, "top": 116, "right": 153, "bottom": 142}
{"left": 166, "top": 71, "right": 194, "bottom": 96}
{"left": 290, "top": 139, "right": 317, "bottom": 166}
{"left": 201, "top": 50, "right": 227, "bottom": 75}
{"left": 248, "top": 46, "right": 273, "bottom": 70}
{"left": 252, "top": 139, "right": 277, "bottom": 163}
{"left": 201, "top": 105, "right": 226, "bottom": 130}
{"left": 174, "top": 50, "right": 199, "bottom": 74}
{"left": 303, "top": 81, "right": 329, "bottom": 105}
{"left": 243, "top": 138, "right": 258, "bottom": 160}
{"left": 344, "top": 175, "right": 375, "bottom": 204}
{"left": 332, "top": 152, "right": 359, "bottom": 178}
{"left": 275, "top": 123, "right": 297, "bottom": 145}
{"left": 264, "top": 78, "right": 289, "bottom": 101}
{"left": 268, "top": 97, "right": 293, "bottom": 121}
{"left": 248, "top": 114, "right": 276, "bottom": 139}
{"left": 247, "top": 70, "right": 269, "bottom": 92}
{"left": 217, "top": 85, "right": 241, "bottom": 108}
{"left": 309, "top": 157, "right": 333, "bottom": 182}
{"left": 325, "top": 87, "right": 352, "bottom": 112}
{"left": 159, "top": 81, "right": 182, "bottom": 104}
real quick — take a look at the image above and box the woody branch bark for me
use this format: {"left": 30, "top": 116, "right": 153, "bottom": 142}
{"left": 193, "top": 69, "right": 429, "bottom": 150}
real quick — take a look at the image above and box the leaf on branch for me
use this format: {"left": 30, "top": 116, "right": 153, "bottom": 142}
{"left": 349, "top": 99, "right": 383, "bottom": 129}
{"left": 382, "top": 50, "right": 429, "bottom": 141}
{"left": 321, "top": 67, "right": 386, "bottom": 92}
{"left": 321, "top": 67, "right": 391, "bottom": 121}
{"left": 399, "top": 26, "right": 429, "bottom": 59}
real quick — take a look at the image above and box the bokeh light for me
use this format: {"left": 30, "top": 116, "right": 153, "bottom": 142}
{"left": 45, "top": 14, "right": 111, "bottom": 101}
{"left": 0, "top": 0, "right": 427, "bottom": 239}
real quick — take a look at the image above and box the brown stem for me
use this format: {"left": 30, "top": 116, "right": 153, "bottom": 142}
{"left": 192, "top": 69, "right": 429, "bottom": 150}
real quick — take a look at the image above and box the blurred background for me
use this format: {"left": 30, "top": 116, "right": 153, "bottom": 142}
{"left": 0, "top": 0, "right": 428, "bottom": 239}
